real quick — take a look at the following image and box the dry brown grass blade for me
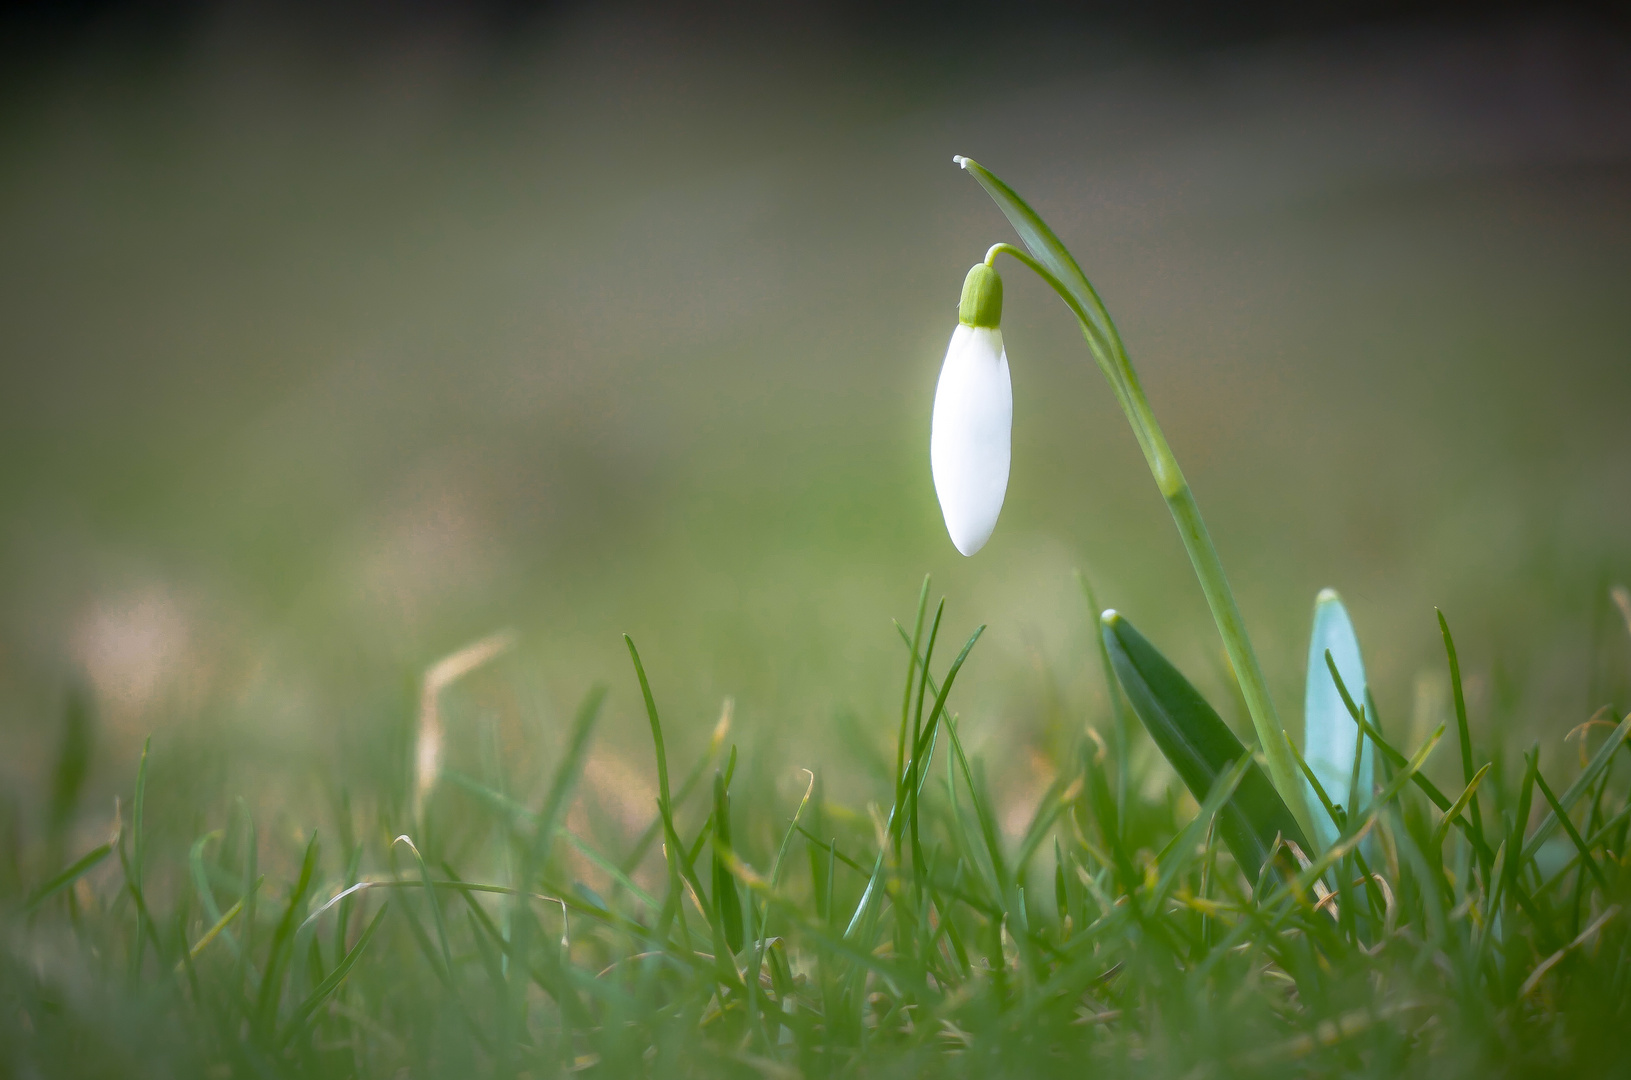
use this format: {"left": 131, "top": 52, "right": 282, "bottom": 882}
{"left": 413, "top": 630, "right": 517, "bottom": 822}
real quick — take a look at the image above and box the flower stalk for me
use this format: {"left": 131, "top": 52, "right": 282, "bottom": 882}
{"left": 958, "top": 158, "right": 1313, "bottom": 838}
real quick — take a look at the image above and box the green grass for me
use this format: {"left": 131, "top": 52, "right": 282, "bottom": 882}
{"left": 4, "top": 577, "right": 1629, "bottom": 1079}
{"left": 3, "top": 23, "right": 1630, "bottom": 1078}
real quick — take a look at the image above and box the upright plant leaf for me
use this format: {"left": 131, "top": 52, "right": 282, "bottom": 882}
{"left": 711, "top": 767, "right": 745, "bottom": 954}
{"left": 22, "top": 842, "right": 112, "bottom": 915}
{"left": 1521, "top": 711, "right": 1631, "bottom": 863}
{"left": 1302, "top": 589, "right": 1373, "bottom": 851}
{"left": 49, "top": 684, "right": 95, "bottom": 837}
{"left": 1101, "top": 611, "right": 1309, "bottom": 880}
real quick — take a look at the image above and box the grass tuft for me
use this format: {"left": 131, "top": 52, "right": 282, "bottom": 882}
{"left": 4, "top": 584, "right": 1631, "bottom": 1077}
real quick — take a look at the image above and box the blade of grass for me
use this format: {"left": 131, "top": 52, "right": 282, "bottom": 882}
{"left": 620, "top": 706, "right": 730, "bottom": 874}
{"left": 1518, "top": 905, "right": 1621, "bottom": 999}
{"left": 907, "top": 622, "right": 986, "bottom": 882}
{"left": 333, "top": 844, "right": 364, "bottom": 980}
{"left": 22, "top": 842, "right": 111, "bottom": 916}
{"left": 711, "top": 768, "right": 745, "bottom": 954}
{"left": 1370, "top": 724, "right": 1446, "bottom": 815}
{"left": 230, "top": 799, "right": 259, "bottom": 1011}
{"left": 1536, "top": 803, "right": 1631, "bottom": 896}
{"left": 1151, "top": 751, "right": 1255, "bottom": 906}
{"left": 1013, "top": 774, "right": 1081, "bottom": 885}
{"left": 1081, "top": 738, "right": 1137, "bottom": 895}
{"left": 282, "top": 900, "right": 390, "bottom": 1041}
{"left": 747, "top": 770, "right": 815, "bottom": 1001}
{"left": 1078, "top": 571, "right": 1132, "bottom": 833}
{"left": 1257, "top": 727, "right": 1444, "bottom": 935}
{"left": 444, "top": 769, "right": 658, "bottom": 908}
{"left": 1521, "top": 712, "right": 1631, "bottom": 863}
{"left": 905, "top": 599, "right": 947, "bottom": 882}
{"left": 393, "top": 835, "right": 456, "bottom": 980}
{"left": 392, "top": 874, "right": 502, "bottom": 1055}
{"left": 1438, "top": 611, "right": 1490, "bottom": 865}
{"left": 123, "top": 737, "right": 161, "bottom": 978}
{"left": 1336, "top": 671, "right": 1546, "bottom": 924}
{"left": 1285, "top": 732, "right": 1346, "bottom": 841}
{"left": 174, "top": 889, "right": 252, "bottom": 974}
{"left": 1530, "top": 767, "right": 1611, "bottom": 894}
{"left": 1430, "top": 763, "right": 1494, "bottom": 851}
{"left": 625, "top": 636, "right": 695, "bottom": 957}
{"left": 660, "top": 794, "right": 744, "bottom": 992}
{"left": 532, "top": 685, "right": 607, "bottom": 866}
{"left": 131, "top": 737, "right": 149, "bottom": 963}
{"left": 895, "top": 576, "right": 932, "bottom": 837}
{"left": 255, "top": 831, "right": 320, "bottom": 1032}
{"left": 116, "top": 819, "right": 164, "bottom": 977}
{"left": 1509, "top": 750, "right": 1540, "bottom": 903}
{"left": 188, "top": 831, "right": 230, "bottom": 944}
{"left": 943, "top": 715, "right": 1008, "bottom": 893}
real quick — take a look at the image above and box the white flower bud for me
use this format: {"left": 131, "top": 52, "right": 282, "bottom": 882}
{"left": 931, "top": 264, "right": 1011, "bottom": 556}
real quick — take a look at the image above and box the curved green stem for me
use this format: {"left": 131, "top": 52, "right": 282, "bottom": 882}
{"left": 983, "top": 240, "right": 1312, "bottom": 840}
{"left": 984, "top": 245, "right": 1152, "bottom": 466}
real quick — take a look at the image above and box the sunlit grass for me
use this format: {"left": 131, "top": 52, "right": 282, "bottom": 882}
{"left": 5, "top": 575, "right": 1629, "bottom": 1078}
{"left": 4, "top": 32, "right": 1631, "bottom": 1079}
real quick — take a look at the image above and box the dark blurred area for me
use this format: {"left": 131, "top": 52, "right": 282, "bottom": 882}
{"left": 1, "top": 0, "right": 1629, "bottom": 853}
{"left": 6, "top": 0, "right": 1629, "bottom": 66}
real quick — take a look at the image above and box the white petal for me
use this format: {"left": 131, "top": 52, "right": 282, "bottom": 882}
{"left": 930, "top": 325, "right": 1011, "bottom": 556}
{"left": 1302, "top": 588, "right": 1372, "bottom": 851}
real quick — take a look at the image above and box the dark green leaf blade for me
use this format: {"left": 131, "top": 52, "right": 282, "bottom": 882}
{"left": 711, "top": 768, "right": 744, "bottom": 954}
{"left": 1100, "top": 611, "right": 1309, "bottom": 879}
{"left": 22, "top": 842, "right": 112, "bottom": 915}
{"left": 1521, "top": 711, "right": 1631, "bottom": 863}
{"left": 49, "top": 684, "right": 95, "bottom": 836}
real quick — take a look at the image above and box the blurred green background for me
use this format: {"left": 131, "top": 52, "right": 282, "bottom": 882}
{"left": 2, "top": 4, "right": 1629, "bottom": 869}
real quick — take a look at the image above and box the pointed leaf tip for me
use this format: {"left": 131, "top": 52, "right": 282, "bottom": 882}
{"left": 1100, "top": 608, "right": 1120, "bottom": 626}
{"left": 1101, "top": 612, "right": 1309, "bottom": 880}
{"left": 1303, "top": 589, "right": 1372, "bottom": 852}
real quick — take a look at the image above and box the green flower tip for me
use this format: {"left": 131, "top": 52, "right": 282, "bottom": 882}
{"left": 1100, "top": 608, "right": 1122, "bottom": 628}
{"left": 958, "top": 262, "right": 1003, "bottom": 328}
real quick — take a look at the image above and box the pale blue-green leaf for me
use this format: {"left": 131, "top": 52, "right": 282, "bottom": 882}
{"left": 1303, "top": 589, "right": 1372, "bottom": 851}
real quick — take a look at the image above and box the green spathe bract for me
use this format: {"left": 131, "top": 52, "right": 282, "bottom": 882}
{"left": 1101, "top": 609, "right": 1311, "bottom": 880}
{"left": 957, "top": 262, "right": 1003, "bottom": 328}
{"left": 1303, "top": 589, "right": 1373, "bottom": 851}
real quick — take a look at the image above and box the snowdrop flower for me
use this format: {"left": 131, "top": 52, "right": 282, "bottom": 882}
{"left": 931, "top": 262, "right": 1011, "bottom": 556}
{"left": 1303, "top": 588, "right": 1374, "bottom": 851}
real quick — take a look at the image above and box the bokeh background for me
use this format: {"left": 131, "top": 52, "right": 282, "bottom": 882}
{"left": 2, "top": 0, "right": 1629, "bottom": 871}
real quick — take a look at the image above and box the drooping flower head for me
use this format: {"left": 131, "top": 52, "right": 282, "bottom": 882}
{"left": 931, "top": 263, "right": 1011, "bottom": 556}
